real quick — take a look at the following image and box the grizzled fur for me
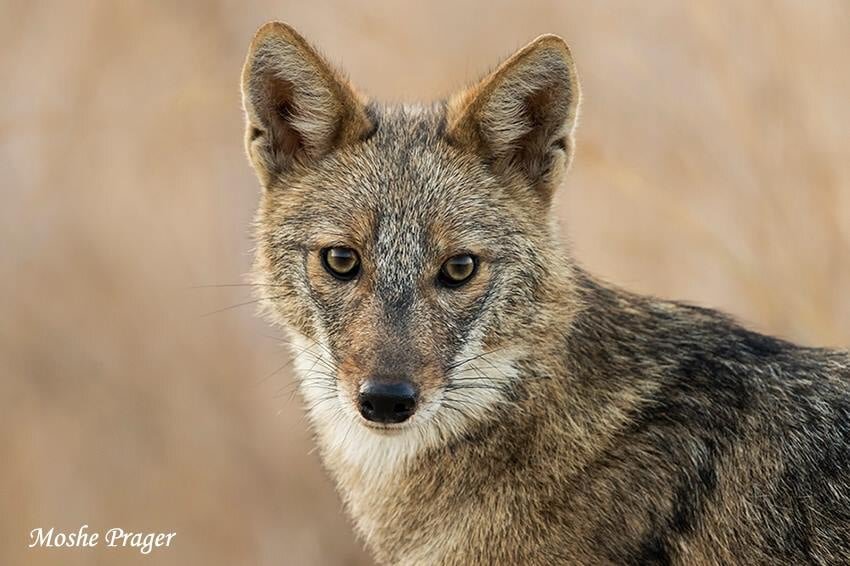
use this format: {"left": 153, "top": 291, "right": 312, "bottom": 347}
{"left": 241, "top": 22, "right": 850, "bottom": 565}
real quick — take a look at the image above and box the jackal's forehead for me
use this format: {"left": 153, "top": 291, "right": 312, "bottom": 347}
{"left": 273, "top": 105, "right": 516, "bottom": 258}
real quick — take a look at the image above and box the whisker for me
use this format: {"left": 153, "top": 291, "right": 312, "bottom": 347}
{"left": 189, "top": 283, "right": 288, "bottom": 289}
{"left": 303, "top": 393, "right": 339, "bottom": 414}
{"left": 273, "top": 383, "right": 337, "bottom": 400}
{"left": 445, "top": 384, "right": 504, "bottom": 392}
{"left": 299, "top": 352, "right": 332, "bottom": 383}
{"left": 441, "top": 394, "right": 499, "bottom": 411}
{"left": 449, "top": 354, "right": 515, "bottom": 386}
{"left": 255, "top": 359, "right": 295, "bottom": 386}
{"left": 448, "top": 374, "right": 502, "bottom": 383}
{"left": 268, "top": 339, "right": 340, "bottom": 373}
{"left": 293, "top": 350, "right": 339, "bottom": 373}
{"left": 198, "top": 295, "right": 285, "bottom": 318}
{"left": 337, "top": 416, "right": 357, "bottom": 451}
{"left": 447, "top": 345, "right": 511, "bottom": 371}
{"left": 300, "top": 369, "right": 339, "bottom": 381}
{"left": 270, "top": 335, "right": 339, "bottom": 364}
{"left": 274, "top": 379, "right": 301, "bottom": 401}
{"left": 439, "top": 401, "right": 476, "bottom": 420}
{"left": 477, "top": 356, "right": 512, "bottom": 380}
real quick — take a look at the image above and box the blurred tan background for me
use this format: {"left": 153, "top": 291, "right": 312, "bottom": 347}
{"left": 1, "top": 1, "right": 848, "bottom": 564}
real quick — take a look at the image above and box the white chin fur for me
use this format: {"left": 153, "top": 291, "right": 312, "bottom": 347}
{"left": 287, "top": 331, "right": 517, "bottom": 479}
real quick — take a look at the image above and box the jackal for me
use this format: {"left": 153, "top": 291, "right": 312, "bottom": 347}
{"left": 240, "top": 22, "right": 850, "bottom": 565}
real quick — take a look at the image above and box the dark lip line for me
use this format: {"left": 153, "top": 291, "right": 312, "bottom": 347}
{"left": 359, "top": 419, "right": 414, "bottom": 433}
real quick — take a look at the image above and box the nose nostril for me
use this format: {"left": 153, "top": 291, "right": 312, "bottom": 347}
{"left": 362, "top": 400, "right": 374, "bottom": 411}
{"left": 393, "top": 402, "right": 408, "bottom": 414}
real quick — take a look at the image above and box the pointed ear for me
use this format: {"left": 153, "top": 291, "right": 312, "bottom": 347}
{"left": 241, "top": 22, "right": 373, "bottom": 188}
{"left": 446, "top": 35, "right": 580, "bottom": 202}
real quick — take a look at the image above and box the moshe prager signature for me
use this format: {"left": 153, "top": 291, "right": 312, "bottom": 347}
{"left": 29, "top": 525, "right": 175, "bottom": 555}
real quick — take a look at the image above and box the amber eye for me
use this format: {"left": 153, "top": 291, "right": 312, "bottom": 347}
{"left": 321, "top": 247, "right": 360, "bottom": 280}
{"left": 438, "top": 254, "right": 477, "bottom": 288}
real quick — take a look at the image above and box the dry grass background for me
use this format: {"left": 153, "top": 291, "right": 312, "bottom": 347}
{"left": 1, "top": 1, "right": 848, "bottom": 565}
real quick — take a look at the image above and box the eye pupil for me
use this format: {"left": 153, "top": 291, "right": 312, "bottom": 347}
{"left": 322, "top": 247, "right": 360, "bottom": 280}
{"left": 439, "top": 255, "right": 477, "bottom": 287}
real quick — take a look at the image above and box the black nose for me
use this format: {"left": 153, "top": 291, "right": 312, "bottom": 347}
{"left": 358, "top": 381, "right": 418, "bottom": 424}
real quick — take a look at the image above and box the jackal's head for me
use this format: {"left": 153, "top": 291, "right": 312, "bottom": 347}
{"left": 241, "top": 23, "right": 580, "bottom": 465}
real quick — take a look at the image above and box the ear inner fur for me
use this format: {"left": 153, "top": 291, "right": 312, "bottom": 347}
{"left": 446, "top": 35, "right": 581, "bottom": 201}
{"left": 241, "top": 21, "right": 373, "bottom": 187}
